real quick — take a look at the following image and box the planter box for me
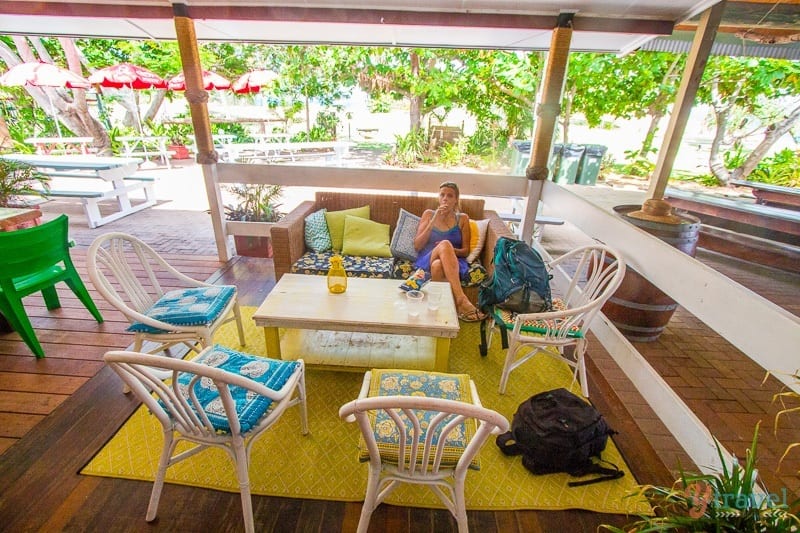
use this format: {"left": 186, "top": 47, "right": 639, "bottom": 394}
{"left": 168, "top": 144, "right": 191, "bottom": 160}
{"left": 227, "top": 220, "right": 274, "bottom": 258}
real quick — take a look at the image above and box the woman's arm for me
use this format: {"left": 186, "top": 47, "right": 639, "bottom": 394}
{"left": 413, "top": 209, "right": 435, "bottom": 251}
{"left": 455, "top": 213, "right": 471, "bottom": 257}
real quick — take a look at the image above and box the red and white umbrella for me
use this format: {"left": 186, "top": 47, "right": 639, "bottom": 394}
{"left": 167, "top": 70, "right": 231, "bottom": 91}
{"left": 231, "top": 70, "right": 279, "bottom": 94}
{"left": 88, "top": 63, "right": 167, "bottom": 133}
{"left": 0, "top": 61, "right": 90, "bottom": 136}
{"left": 88, "top": 63, "right": 167, "bottom": 89}
{"left": 0, "top": 61, "right": 90, "bottom": 89}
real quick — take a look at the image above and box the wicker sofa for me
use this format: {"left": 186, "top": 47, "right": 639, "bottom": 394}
{"left": 271, "top": 191, "right": 514, "bottom": 304}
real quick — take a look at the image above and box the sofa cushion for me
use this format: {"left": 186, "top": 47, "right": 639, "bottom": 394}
{"left": 325, "top": 205, "right": 370, "bottom": 252}
{"left": 389, "top": 208, "right": 420, "bottom": 262}
{"left": 392, "top": 259, "right": 488, "bottom": 287}
{"left": 291, "top": 251, "right": 395, "bottom": 279}
{"left": 304, "top": 208, "right": 332, "bottom": 253}
{"left": 342, "top": 215, "right": 391, "bottom": 258}
{"left": 466, "top": 218, "right": 490, "bottom": 263}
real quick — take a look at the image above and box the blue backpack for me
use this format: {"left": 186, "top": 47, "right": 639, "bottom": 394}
{"left": 479, "top": 237, "right": 553, "bottom": 314}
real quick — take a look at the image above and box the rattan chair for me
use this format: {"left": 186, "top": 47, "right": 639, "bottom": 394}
{"left": 104, "top": 346, "right": 308, "bottom": 533}
{"left": 484, "top": 244, "right": 626, "bottom": 396}
{"left": 340, "top": 370, "right": 509, "bottom": 533}
{"left": 87, "top": 232, "right": 245, "bottom": 357}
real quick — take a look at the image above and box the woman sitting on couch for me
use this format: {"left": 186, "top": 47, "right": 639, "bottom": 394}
{"left": 413, "top": 181, "right": 487, "bottom": 322}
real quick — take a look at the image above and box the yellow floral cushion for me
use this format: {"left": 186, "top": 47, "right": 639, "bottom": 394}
{"left": 358, "top": 369, "right": 480, "bottom": 470}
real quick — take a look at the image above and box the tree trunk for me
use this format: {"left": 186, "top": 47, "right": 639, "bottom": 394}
{"left": 409, "top": 51, "right": 421, "bottom": 131}
{"left": 640, "top": 107, "right": 664, "bottom": 157}
{"left": 729, "top": 103, "right": 800, "bottom": 182}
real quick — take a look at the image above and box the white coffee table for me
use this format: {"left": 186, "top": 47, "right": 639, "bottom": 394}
{"left": 252, "top": 275, "right": 460, "bottom": 372}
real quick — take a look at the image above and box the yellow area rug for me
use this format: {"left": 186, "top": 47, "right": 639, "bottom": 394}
{"left": 81, "top": 307, "right": 650, "bottom": 514}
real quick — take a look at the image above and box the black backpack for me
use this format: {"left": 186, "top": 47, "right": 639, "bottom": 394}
{"left": 478, "top": 237, "right": 552, "bottom": 314}
{"left": 496, "top": 388, "right": 624, "bottom": 486}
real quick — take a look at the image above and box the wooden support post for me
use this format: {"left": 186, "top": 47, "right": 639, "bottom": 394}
{"left": 633, "top": 1, "right": 725, "bottom": 224}
{"left": 520, "top": 14, "right": 573, "bottom": 244}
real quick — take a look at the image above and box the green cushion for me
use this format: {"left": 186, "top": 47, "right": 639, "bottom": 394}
{"left": 325, "top": 205, "right": 370, "bottom": 252}
{"left": 341, "top": 215, "right": 391, "bottom": 258}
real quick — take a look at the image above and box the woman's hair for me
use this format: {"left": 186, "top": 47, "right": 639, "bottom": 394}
{"left": 439, "top": 181, "right": 460, "bottom": 199}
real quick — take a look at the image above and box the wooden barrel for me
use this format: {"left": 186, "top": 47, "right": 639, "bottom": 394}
{"left": 602, "top": 205, "right": 701, "bottom": 342}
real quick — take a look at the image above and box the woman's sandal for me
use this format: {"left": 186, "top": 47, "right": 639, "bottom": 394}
{"left": 458, "top": 307, "right": 487, "bottom": 322}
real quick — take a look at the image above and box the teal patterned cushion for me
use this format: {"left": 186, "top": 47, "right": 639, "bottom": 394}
{"left": 291, "top": 251, "right": 395, "bottom": 279}
{"left": 390, "top": 208, "right": 420, "bottom": 262}
{"left": 177, "top": 345, "right": 299, "bottom": 433}
{"left": 127, "top": 285, "right": 236, "bottom": 333}
{"left": 304, "top": 208, "right": 332, "bottom": 253}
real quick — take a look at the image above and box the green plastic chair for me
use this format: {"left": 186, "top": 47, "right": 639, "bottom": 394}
{"left": 0, "top": 214, "right": 103, "bottom": 358}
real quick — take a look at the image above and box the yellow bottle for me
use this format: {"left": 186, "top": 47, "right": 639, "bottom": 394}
{"left": 327, "top": 255, "right": 347, "bottom": 294}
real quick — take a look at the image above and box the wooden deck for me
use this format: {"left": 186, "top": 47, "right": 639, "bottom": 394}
{"left": 0, "top": 251, "right": 674, "bottom": 532}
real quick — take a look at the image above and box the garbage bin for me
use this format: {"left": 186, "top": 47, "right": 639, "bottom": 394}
{"left": 510, "top": 140, "right": 531, "bottom": 176}
{"left": 554, "top": 144, "right": 585, "bottom": 184}
{"left": 575, "top": 144, "right": 608, "bottom": 185}
{"left": 549, "top": 143, "right": 563, "bottom": 179}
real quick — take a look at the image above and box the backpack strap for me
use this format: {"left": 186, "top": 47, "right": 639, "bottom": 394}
{"left": 495, "top": 431, "right": 525, "bottom": 456}
{"left": 566, "top": 460, "right": 625, "bottom": 487}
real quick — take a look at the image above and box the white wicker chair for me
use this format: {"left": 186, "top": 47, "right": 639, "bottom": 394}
{"left": 87, "top": 232, "right": 245, "bottom": 356}
{"left": 104, "top": 347, "right": 308, "bottom": 533}
{"left": 339, "top": 370, "right": 509, "bottom": 533}
{"left": 486, "top": 244, "right": 626, "bottom": 396}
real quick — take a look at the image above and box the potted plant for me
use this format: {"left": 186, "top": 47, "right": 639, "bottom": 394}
{"left": 166, "top": 123, "right": 193, "bottom": 160}
{"left": 601, "top": 423, "right": 800, "bottom": 532}
{"left": 224, "top": 183, "right": 284, "bottom": 258}
{"left": 0, "top": 159, "right": 50, "bottom": 228}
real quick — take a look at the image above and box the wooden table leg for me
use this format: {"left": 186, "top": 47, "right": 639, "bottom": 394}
{"left": 263, "top": 327, "right": 282, "bottom": 359}
{"left": 434, "top": 338, "right": 450, "bottom": 372}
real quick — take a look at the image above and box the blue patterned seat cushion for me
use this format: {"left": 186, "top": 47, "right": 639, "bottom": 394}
{"left": 359, "top": 369, "right": 479, "bottom": 470}
{"left": 127, "top": 285, "right": 236, "bottom": 333}
{"left": 175, "top": 345, "right": 299, "bottom": 434}
{"left": 393, "top": 259, "right": 487, "bottom": 287}
{"left": 291, "top": 251, "right": 395, "bottom": 279}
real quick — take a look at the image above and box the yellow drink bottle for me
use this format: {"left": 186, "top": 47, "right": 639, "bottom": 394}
{"left": 327, "top": 255, "right": 347, "bottom": 294}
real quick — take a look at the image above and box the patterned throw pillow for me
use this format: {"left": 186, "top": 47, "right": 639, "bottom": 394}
{"left": 389, "top": 208, "right": 420, "bottom": 262}
{"left": 304, "top": 208, "right": 332, "bottom": 252}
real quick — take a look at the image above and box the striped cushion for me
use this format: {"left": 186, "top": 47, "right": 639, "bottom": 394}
{"left": 177, "top": 345, "right": 299, "bottom": 434}
{"left": 359, "top": 369, "right": 479, "bottom": 470}
{"left": 493, "top": 298, "right": 584, "bottom": 338}
{"left": 127, "top": 285, "right": 236, "bottom": 333}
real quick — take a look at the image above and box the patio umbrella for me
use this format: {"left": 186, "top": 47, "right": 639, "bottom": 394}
{"left": 88, "top": 63, "right": 167, "bottom": 133}
{"left": 231, "top": 70, "right": 279, "bottom": 94}
{"left": 0, "top": 61, "right": 91, "bottom": 137}
{"left": 167, "top": 70, "right": 231, "bottom": 91}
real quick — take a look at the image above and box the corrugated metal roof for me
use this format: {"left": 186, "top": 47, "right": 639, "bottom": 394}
{"left": 641, "top": 31, "right": 800, "bottom": 60}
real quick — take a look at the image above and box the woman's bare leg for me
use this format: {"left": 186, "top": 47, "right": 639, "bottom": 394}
{"left": 429, "top": 241, "right": 480, "bottom": 315}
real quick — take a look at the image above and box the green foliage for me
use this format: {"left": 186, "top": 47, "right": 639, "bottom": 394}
{"left": 384, "top": 129, "right": 428, "bottom": 168}
{"left": 212, "top": 123, "right": 248, "bottom": 143}
{"left": 436, "top": 137, "right": 469, "bottom": 167}
{"left": 603, "top": 424, "right": 800, "bottom": 532}
{"left": 368, "top": 94, "right": 393, "bottom": 113}
{"left": 723, "top": 144, "right": 748, "bottom": 170}
{"left": 748, "top": 149, "right": 800, "bottom": 188}
{"left": 671, "top": 171, "right": 723, "bottom": 187}
{"left": 224, "top": 184, "right": 284, "bottom": 223}
{"left": 0, "top": 160, "right": 50, "bottom": 207}
{"left": 617, "top": 150, "right": 655, "bottom": 178}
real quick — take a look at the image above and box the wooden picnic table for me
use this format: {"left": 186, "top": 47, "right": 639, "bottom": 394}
{"left": 117, "top": 136, "right": 174, "bottom": 169}
{"left": 0, "top": 154, "right": 154, "bottom": 228}
{"left": 731, "top": 180, "right": 800, "bottom": 209}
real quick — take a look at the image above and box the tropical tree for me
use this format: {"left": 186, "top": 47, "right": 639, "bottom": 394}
{"left": 697, "top": 56, "right": 800, "bottom": 185}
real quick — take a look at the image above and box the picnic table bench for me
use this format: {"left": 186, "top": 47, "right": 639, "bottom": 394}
{"left": 731, "top": 180, "right": 800, "bottom": 209}
{"left": 118, "top": 136, "right": 175, "bottom": 168}
{"left": 0, "top": 154, "right": 155, "bottom": 228}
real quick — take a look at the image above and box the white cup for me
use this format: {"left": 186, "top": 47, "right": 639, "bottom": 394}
{"left": 406, "top": 290, "right": 424, "bottom": 317}
{"left": 427, "top": 287, "right": 442, "bottom": 311}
